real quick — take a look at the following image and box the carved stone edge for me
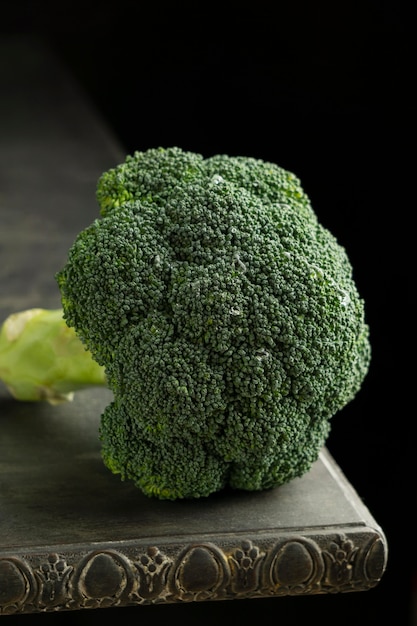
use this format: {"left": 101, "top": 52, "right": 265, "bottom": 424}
{"left": 0, "top": 526, "right": 388, "bottom": 615}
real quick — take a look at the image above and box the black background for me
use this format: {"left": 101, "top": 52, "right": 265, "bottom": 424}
{"left": 2, "top": 1, "right": 415, "bottom": 624}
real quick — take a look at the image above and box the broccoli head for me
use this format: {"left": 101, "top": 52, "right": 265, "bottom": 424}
{"left": 56, "top": 146, "right": 371, "bottom": 500}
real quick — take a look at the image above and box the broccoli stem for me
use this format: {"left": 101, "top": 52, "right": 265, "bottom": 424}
{"left": 0, "top": 308, "right": 107, "bottom": 404}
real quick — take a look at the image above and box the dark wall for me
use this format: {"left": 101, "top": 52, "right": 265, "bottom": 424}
{"left": 2, "top": 1, "right": 414, "bottom": 624}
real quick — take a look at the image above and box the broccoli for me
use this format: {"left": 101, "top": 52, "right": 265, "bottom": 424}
{"left": 0, "top": 146, "right": 370, "bottom": 499}
{"left": 0, "top": 308, "right": 106, "bottom": 404}
{"left": 52, "top": 146, "right": 371, "bottom": 500}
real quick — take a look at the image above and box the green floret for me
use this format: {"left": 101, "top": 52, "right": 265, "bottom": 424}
{"left": 56, "top": 146, "right": 371, "bottom": 500}
{"left": 101, "top": 397, "right": 228, "bottom": 500}
{"left": 96, "top": 146, "right": 205, "bottom": 217}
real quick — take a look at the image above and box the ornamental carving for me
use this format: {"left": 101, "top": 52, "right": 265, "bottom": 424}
{"left": 171, "top": 544, "right": 230, "bottom": 601}
{"left": 265, "top": 536, "right": 324, "bottom": 593}
{"left": 134, "top": 546, "right": 172, "bottom": 601}
{"left": 229, "top": 540, "right": 265, "bottom": 595}
{"left": 0, "top": 531, "right": 387, "bottom": 615}
{"left": 70, "top": 550, "right": 135, "bottom": 609}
